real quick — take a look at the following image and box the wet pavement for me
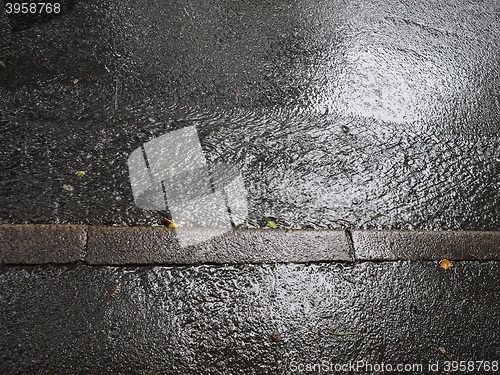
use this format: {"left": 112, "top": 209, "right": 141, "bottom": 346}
{"left": 1, "top": 1, "right": 500, "bottom": 373}
{"left": 1, "top": 0, "right": 500, "bottom": 230}
{"left": 1, "top": 261, "right": 499, "bottom": 374}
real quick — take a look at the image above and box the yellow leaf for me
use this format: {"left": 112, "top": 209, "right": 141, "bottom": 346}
{"left": 266, "top": 220, "right": 277, "bottom": 229}
{"left": 169, "top": 222, "right": 178, "bottom": 228}
{"left": 76, "top": 171, "right": 85, "bottom": 177}
{"left": 63, "top": 184, "right": 74, "bottom": 191}
{"left": 0, "top": 61, "right": 6, "bottom": 68}
{"left": 440, "top": 259, "right": 451, "bottom": 269}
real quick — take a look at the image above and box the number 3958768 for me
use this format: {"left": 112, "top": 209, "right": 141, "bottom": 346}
{"left": 5, "top": 3, "right": 61, "bottom": 14}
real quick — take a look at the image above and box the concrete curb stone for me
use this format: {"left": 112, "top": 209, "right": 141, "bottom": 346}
{"left": 1, "top": 225, "right": 499, "bottom": 265}
{"left": 352, "top": 230, "right": 500, "bottom": 261}
{"left": 0, "top": 224, "right": 87, "bottom": 264}
{"left": 85, "top": 226, "right": 352, "bottom": 265}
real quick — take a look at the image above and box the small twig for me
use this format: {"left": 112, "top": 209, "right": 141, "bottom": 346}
{"left": 329, "top": 327, "right": 358, "bottom": 336}
{"left": 470, "top": 253, "right": 484, "bottom": 262}
{"left": 423, "top": 240, "right": 442, "bottom": 257}
{"left": 99, "top": 284, "right": 119, "bottom": 300}
{"left": 114, "top": 77, "right": 119, "bottom": 110}
{"left": 439, "top": 346, "right": 452, "bottom": 361}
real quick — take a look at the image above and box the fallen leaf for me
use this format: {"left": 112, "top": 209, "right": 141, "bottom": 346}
{"left": 266, "top": 220, "right": 277, "bottom": 229}
{"left": 0, "top": 61, "right": 6, "bottom": 68}
{"left": 63, "top": 184, "right": 74, "bottom": 191}
{"left": 440, "top": 259, "right": 451, "bottom": 269}
{"left": 161, "top": 217, "right": 178, "bottom": 228}
{"left": 76, "top": 171, "right": 85, "bottom": 177}
{"left": 73, "top": 78, "right": 79, "bottom": 84}
{"left": 271, "top": 331, "right": 282, "bottom": 342}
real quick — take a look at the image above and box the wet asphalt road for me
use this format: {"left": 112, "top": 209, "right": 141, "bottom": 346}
{"left": 1, "top": 0, "right": 500, "bottom": 230}
{"left": 1, "top": 261, "right": 499, "bottom": 374}
{"left": 1, "top": 2, "right": 500, "bottom": 373}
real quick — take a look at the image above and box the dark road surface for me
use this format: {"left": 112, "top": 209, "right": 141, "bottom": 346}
{"left": 1, "top": 0, "right": 500, "bottom": 230}
{"left": 1, "top": 261, "right": 499, "bottom": 374}
{"left": 1, "top": 1, "right": 500, "bottom": 373}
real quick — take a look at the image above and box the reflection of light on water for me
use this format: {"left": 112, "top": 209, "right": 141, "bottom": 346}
{"left": 313, "top": 41, "right": 464, "bottom": 126}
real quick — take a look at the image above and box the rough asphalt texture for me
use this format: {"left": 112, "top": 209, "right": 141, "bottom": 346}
{"left": 1, "top": 0, "right": 500, "bottom": 373}
{"left": 1, "top": 0, "right": 499, "bottom": 229}
{"left": 1, "top": 262, "right": 499, "bottom": 374}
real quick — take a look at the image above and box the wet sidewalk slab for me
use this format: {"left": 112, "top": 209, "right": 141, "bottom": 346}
{"left": 1, "top": 224, "right": 499, "bottom": 265}
{"left": 1, "top": 261, "right": 499, "bottom": 374}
